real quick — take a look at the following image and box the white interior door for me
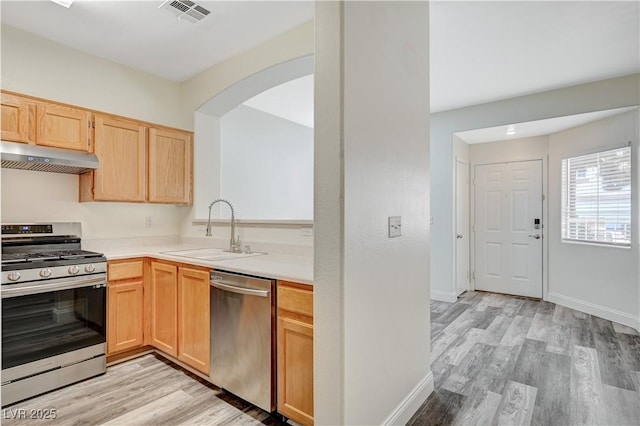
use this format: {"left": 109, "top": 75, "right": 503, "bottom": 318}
{"left": 474, "top": 160, "right": 543, "bottom": 298}
{"left": 455, "top": 160, "right": 469, "bottom": 296}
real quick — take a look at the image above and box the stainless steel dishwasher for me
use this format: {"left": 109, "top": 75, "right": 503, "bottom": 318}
{"left": 210, "top": 271, "right": 275, "bottom": 412}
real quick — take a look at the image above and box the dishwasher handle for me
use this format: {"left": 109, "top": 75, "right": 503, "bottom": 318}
{"left": 210, "top": 280, "right": 269, "bottom": 297}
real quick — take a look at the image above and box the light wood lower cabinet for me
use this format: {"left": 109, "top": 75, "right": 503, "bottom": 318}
{"left": 107, "top": 259, "right": 145, "bottom": 356}
{"left": 150, "top": 260, "right": 210, "bottom": 374}
{"left": 150, "top": 261, "right": 179, "bottom": 357}
{"left": 177, "top": 267, "right": 210, "bottom": 374}
{"left": 277, "top": 281, "right": 314, "bottom": 425}
{"left": 108, "top": 281, "right": 144, "bottom": 354}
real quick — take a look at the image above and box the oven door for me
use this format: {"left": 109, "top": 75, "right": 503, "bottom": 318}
{"left": 1, "top": 275, "right": 107, "bottom": 371}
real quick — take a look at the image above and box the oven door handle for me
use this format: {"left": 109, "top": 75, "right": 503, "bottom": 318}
{"left": 1, "top": 276, "right": 107, "bottom": 298}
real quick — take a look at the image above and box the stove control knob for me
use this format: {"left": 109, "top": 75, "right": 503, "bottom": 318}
{"left": 68, "top": 266, "right": 80, "bottom": 275}
{"left": 85, "top": 264, "right": 96, "bottom": 273}
{"left": 40, "top": 268, "right": 52, "bottom": 278}
{"left": 7, "top": 271, "right": 21, "bottom": 281}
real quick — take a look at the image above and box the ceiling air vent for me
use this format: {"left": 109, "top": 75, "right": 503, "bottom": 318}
{"left": 159, "top": 0, "right": 211, "bottom": 24}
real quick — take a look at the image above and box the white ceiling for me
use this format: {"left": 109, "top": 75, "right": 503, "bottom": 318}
{"left": 0, "top": 0, "right": 314, "bottom": 82}
{"left": 0, "top": 1, "right": 638, "bottom": 119}
{"left": 430, "top": 1, "right": 639, "bottom": 112}
{"left": 243, "top": 74, "right": 313, "bottom": 128}
{"left": 455, "top": 107, "right": 639, "bottom": 144}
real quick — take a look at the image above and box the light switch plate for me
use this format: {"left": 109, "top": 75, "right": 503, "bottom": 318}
{"left": 388, "top": 216, "right": 401, "bottom": 238}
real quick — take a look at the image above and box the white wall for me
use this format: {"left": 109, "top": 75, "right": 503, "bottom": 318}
{"left": 1, "top": 25, "right": 182, "bottom": 127}
{"left": 192, "top": 111, "right": 221, "bottom": 220}
{"left": 1, "top": 24, "right": 316, "bottom": 245}
{"left": 313, "top": 2, "right": 345, "bottom": 422}
{"left": 315, "top": 1, "right": 431, "bottom": 424}
{"left": 177, "top": 20, "right": 315, "bottom": 246}
{"left": 468, "top": 136, "right": 549, "bottom": 165}
{"left": 454, "top": 135, "right": 469, "bottom": 163}
{"left": 220, "top": 105, "right": 313, "bottom": 220}
{"left": 1, "top": 168, "right": 188, "bottom": 238}
{"left": 180, "top": 20, "right": 314, "bottom": 130}
{"left": 431, "top": 74, "right": 640, "bottom": 302}
{"left": 0, "top": 25, "right": 188, "bottom": 239}
{"left": 547, "top": 111, "right": 639, "bottom": 328}
{"left": 183, "top": 109, "right": 315, "bottom": 246}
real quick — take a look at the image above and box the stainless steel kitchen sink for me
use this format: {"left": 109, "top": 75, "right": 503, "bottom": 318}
{"left": 160, "top": 248, "right": 266, "bottom": 261}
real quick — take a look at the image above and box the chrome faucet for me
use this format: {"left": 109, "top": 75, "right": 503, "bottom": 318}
{"left": 206, "top": 199, "right": 239, "bottom": 252}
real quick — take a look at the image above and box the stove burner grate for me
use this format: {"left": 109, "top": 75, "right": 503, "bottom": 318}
{"left": 1, "top": 250, "right": 104, "bottom": 264}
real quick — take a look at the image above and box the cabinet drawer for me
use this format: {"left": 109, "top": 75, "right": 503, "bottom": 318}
{"left": 278, "top": 282, "right": 313, "bottom": 317}
{"left": 108, "top": 259, "right": 144, "bottom": 281}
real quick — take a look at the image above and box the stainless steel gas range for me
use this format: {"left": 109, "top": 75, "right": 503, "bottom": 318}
{"left": 1, "top": 223, "right": 107, "bottom": 406}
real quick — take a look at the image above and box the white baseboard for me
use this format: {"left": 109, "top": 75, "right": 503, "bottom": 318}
{"left": 547, "top": 292, "right": 640, "bottom": 330}
{"left": 431, "top": 290, "right": 458, "bottom": 303}
{"left": 382, "top": 371, "right": 434, "bottom": 425}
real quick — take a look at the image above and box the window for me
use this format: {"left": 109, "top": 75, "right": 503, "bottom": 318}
{"left": 561, "top": 146, "right": 631, "bottom": 246}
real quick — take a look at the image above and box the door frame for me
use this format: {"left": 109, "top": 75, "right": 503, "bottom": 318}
{"left": 454, "top": 158, "right": 470, "bottom": 296}
{"left": 470, "top": 156, "right": 549, "bottom": 300}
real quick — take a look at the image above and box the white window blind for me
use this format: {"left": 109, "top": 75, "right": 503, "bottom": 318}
{"left": 561, "top": 146, "right": 631, "bottom": 246}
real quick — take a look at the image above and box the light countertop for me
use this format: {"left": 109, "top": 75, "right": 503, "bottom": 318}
{"left": 95, "top": 243, "right": 313, "bottom": 285}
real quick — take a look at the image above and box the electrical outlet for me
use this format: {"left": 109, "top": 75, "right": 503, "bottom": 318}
{"left": 388, "top": 216, "right": 401, "bottom": 238}
{"left": 145, "top": 216, "right": 153, "bottom": 228}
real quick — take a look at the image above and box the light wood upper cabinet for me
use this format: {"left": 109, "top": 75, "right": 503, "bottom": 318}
{"left": 277, "top": 281, "right": 314, "bottom": 425}
{"left": 1, "top": 93, "right": 35, "bottom": 144}
{"left": 148, "top": 128, "right": 192, "bottom": 204}
{"left": 177, "top": 267, "right": 211, "bottom": 374}
{"left": 1, "top": 92, "right": 90, "bottom": 150}
{"left": 150, "top": 261, "right": 178, "bottom": 357}
{"left": 107, "top": 259, "right": 145, "bottom": 356}
{"left": 84, "top": 115, "right": 146, "bottom": 202}
{"left": 36, "top": 103, "right": 92, "bottom": 152}
{"left": 2, "top": 91, "right": 192, "bottom": 205}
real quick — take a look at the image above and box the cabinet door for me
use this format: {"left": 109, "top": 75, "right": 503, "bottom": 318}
{"left": 150, "top": 261, "right": 178, "bottom": 357}
{"left": 148, "top": 128, "right": 192, "bottom": 204}
{"left": 107, "top": 280, "right": 144, "bottom": 355}
{"left": 93, "top": 115, "right": 146, "bottom": 202}
{"left": 1, "top": 93, "right": 35, "bottom": 143}
{"left": 36, "top": 103, "right": 91, "bottom": 151}
{"left": 177, "top": 267, "right": 210, "bottom": 374}
{"left": 277, "top": 315, "right": 314, "bottom": 425}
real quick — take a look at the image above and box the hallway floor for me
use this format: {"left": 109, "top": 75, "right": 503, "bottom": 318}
{"left": 409, "top": 291, "right": 640, "bottom": 425}
{"left": 5, "top": 290, "right": 639, "bottom": 425}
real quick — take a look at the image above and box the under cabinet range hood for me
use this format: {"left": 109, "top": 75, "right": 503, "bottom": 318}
{"left": 0, "top": 141, "right": 99, "bottom": 174}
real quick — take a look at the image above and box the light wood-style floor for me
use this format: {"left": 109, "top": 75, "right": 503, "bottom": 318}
{"left": 5, "top": 291, "right": 640, "bottom": 425}
{"left": 2, "top": 354, "right": 282, "bottom": 425}
{"left": 409, "top": 291, "right": 640, "bottom": 426}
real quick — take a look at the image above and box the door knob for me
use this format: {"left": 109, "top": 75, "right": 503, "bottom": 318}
{"left": 528, "top": 234, "right": 541, "bottom": 239}
{"left": 456, "top": 234, "right": 463, "bottom": 239}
